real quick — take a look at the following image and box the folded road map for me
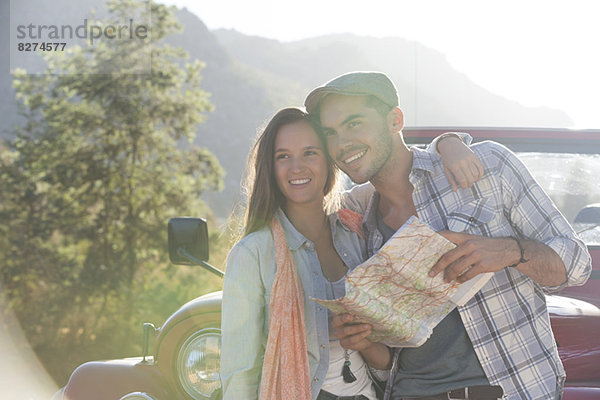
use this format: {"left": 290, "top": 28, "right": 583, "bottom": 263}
{"left": 312, "top": 216, "right": 492, "bottom": 347}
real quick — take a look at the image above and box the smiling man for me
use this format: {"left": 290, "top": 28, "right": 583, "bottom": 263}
{"left": 305, "top": 71, "right": 592, "bottom": 400}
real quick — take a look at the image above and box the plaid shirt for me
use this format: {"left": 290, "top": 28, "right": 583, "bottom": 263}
{"left": 344, "top": 141, "right": 591, "bottom": 399}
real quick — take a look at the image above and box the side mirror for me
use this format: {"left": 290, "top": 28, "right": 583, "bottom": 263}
{"left": 168, "top": 217, "right": 209, "bottom": 265}
{"left": 574, "top": 203, "right": 600, "bottom": 224}
{"left": 168, "top": 217, "right": 224, "bottom": 278}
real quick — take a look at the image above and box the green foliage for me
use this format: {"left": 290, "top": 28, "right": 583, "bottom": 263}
{"left": 0, "top": 0, "right": 225, "bottom": 384}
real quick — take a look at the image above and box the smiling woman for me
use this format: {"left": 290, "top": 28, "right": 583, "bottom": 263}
{"left": 240, "top": 108, "right": 341, "bottom": 238}
{"left": 273, "top": 120, "right": 331, "bottom": 210}
{"left": 220, "top": 107, "right": 380, "bottom": 400}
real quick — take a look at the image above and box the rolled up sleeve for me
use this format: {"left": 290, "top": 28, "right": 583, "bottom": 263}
{"left": 497, "top": 145, "right": 592, "bottom": 291}
{"left": 541, "top": 235, "right": 591, "bottom": 292}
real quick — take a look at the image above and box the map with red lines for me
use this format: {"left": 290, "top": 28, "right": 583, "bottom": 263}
{"left": 312, "top": 216, "right": 492, "bottom": 347}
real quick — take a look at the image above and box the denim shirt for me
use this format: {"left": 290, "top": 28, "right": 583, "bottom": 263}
{"left": 220, "top": 209, "right": 366, "bottom": 400}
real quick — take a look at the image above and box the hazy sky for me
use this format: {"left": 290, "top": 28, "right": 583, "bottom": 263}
{"left": 161, "top": 0, "right": 600, "bottom": 128}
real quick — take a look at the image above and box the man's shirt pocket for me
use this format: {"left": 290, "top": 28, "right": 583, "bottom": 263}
{"left": 447, "top": 199, "right": 497, "bottom": 234}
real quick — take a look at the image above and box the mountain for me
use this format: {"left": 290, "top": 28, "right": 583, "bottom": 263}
{"left": 213, "top": 30, "right": 573, "bottom": 127}
{"left": 1, "top": 1, "right": 574, "bottom": 218}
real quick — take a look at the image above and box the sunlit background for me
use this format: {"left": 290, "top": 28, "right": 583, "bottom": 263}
{"left": 2, "top": 1, "right": 600, "bottom": 399}
{"left": 164, "top": 0, "right": 600, "bottom": 128}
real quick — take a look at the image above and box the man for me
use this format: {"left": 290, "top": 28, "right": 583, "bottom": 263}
{"left": 304, "top": 71, "right": 591, "bottom": 400}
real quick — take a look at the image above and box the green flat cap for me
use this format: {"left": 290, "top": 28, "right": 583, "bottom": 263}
{"left": 304, "top": 71, "right": 399, "bottom": 114}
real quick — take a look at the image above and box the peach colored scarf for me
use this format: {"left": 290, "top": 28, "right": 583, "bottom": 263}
{"left": 259, "top": 209, "right": 363, "bottom": 400}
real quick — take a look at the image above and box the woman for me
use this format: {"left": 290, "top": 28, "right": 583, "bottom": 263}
{"left": 220, "top": 108, "right": 480, "bottom": 400}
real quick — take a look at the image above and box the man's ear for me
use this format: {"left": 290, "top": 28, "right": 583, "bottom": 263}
{"left": 387, "top": 107, "right": 404, "bottom": 132}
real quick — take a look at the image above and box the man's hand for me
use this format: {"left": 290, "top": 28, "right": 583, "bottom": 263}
{"left": 437, "top": 136, "right": 484, "bottom": 191}
{"left": 429, "top": 231, "right": 518, "bottom": 283}
{"left": 331, "top": 313, "right": 374, "bottom": 351}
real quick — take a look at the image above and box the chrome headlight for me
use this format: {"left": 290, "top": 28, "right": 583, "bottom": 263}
{"left": 120, "top": 393, "right": 157, "bottom": 400}
{"left": 176, "top": 328, "right": 222, "bottom": 399}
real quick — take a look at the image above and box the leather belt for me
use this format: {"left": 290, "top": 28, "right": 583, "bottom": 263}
{"left": 317, "top": 389, "right": 369, "bottom": 400}
{"left": 401, "top": 385, "right": 504, "bottom": 400}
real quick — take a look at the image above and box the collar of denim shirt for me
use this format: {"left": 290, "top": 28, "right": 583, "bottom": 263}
{"left": 274, "top": 208, "right": 353, "bottom": 251}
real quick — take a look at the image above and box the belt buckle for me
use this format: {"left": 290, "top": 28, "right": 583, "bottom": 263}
{"left": 447, "top": 387, "right": 467, "bottom": 400}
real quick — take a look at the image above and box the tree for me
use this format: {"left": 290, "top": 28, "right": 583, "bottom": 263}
{"left": 0, "top": 0, "right": 224, "bottom": 383}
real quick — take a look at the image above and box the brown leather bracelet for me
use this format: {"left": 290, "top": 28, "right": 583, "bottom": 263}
{"left": 506, "top": 236, "right": 529, "bottom": 268}
{"left": 435, "top": 132, "right": 464, "bottom": 155}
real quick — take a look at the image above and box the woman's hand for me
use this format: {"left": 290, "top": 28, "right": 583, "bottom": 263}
{"left": 332, "top": 313, "right": 374, "bottom": 351}
{"left": 437, "top": 136, "right": 484, "bottom": 191}
{"left": 331, "top": 313, "right": 392, "bottom": 369}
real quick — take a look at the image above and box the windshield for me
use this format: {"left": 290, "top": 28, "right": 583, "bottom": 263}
{"left": 518, "top": 152, "right": 600, "bottom": 245}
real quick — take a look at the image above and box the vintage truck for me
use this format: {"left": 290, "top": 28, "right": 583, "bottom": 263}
{"left": 54, "top": 128, "right": 600, "bottom": 400}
